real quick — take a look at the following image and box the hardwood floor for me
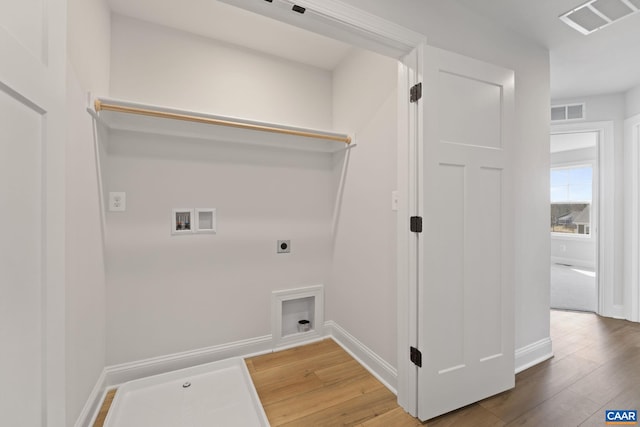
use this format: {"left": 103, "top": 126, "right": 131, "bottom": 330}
{"left": 93, "top": 389, "right": 116, "bottom": 427}
{"left": 249, "top": 311, "right": 640, "bottom": 426}
{"left": 93, "top": 310, "right": 640, "bottom": 426}
{"left": 246, "top": 339, "right": 420, "bottom": 426}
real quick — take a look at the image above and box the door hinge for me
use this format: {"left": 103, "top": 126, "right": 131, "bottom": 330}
{"left": 410, "top": 216, "right": 423, "bottom": 233}
{"left": 410, "top": 82, "right": 422, "bottom": 103}
{"left": 410, "top": 347, "right": 422, "bottom": 367}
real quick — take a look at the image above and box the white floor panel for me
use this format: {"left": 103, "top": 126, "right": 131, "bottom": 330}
{"left": 550, "top": 263, "right": 597, "bottom": 312}
{"left": 103, "top": 358, "right": 269, "bottom": 427}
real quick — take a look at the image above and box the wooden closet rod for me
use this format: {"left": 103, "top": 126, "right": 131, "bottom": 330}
{"left": 94, "top": 100, "right": 352, "bottom": 145}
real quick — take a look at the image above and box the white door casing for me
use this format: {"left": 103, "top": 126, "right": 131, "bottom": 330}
{"left": 625, "top": 114, "right": 640, "bottom": 322}
{"left": 417, "top": 46, "right": 515, "bottom": 421}
{"left": 553, "top": 121, "right": 617, "bottom": 319}
{"left": 0, "top": 1, "right": 67, "bottom": 426}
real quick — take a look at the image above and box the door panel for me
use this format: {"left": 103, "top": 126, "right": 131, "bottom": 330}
{"left": 0, "top": 1, "right": 66, "bottom": 425}
{"left": 0, "top": 88, "right": 44, "bottom": 427}
{"left": 418, "top": 46, "right": 515, "bottom": 421}
{"left": 0, "top": 0, "right": 45, "bottom": 60}
{"left": 439, "top": 72, "right": 502, "bottom": 149}
{"left": 429, "top": 163, "right": 465, "bottom": 373}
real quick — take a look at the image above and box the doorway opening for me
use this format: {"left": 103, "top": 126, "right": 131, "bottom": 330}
{"left": 550, "top": 131, "right": 598, "bottom": 312}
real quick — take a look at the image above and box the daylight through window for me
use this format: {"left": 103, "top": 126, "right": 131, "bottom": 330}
{"left": 550, "top": 165, "right": 592, "bottom": 235}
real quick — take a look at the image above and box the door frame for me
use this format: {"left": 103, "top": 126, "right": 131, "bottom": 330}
{"left": 625, "top": 113, "right": 640, "bottom": 322}
{"left": 218, "top": 0, "right": 426, "bottom": 415}
{"left": 551, "top": 121, "right": 617, "bottom": 318}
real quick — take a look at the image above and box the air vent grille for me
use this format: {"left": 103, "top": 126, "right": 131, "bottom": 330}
{"left": 551, "top": 103, "right": 585, "bottom": 122}
{"left": 560, "top": 0, "right": 640, "bottom": 35}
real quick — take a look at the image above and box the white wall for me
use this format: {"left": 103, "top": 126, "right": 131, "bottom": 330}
{"left": 67, "top": 0, "right": 111, "bottom": 95}
{"left": 550, "top": 147, "right": 597, "bottom": 268}
{"left": 104, "top": 131, "right": 334, "bottom": 364}
{"left": 552, "top": 93, "right": 625, "bottom": 305}
{"left": 104, "top": 14, "right": 342, "bottom": 365}
{"left": 66, "top": 1, "right": 110, "bottom": 425}
{"left": 626, "top": 84, "right": 640, "bottom": 118}
{"left": 329, "top": 49, "right": 399, "bottom": 367}
{"left": 65, "top": 66, "right": 108, "bottom": 426}
{"left": 110, "top": 14, "right": 333, "bottom": 130}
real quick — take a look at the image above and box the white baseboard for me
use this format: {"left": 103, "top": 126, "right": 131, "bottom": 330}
{"left": 515, "top": 337, "right": 553, "bottom": 374}
{"left": 104, "top": 335, "right": 273, "bottom": 387}
{"left": 324, "top": 320, "right": 398, "bottom": 393}
{"left": 75, "top": 370, "right": 107, "bottom": 427}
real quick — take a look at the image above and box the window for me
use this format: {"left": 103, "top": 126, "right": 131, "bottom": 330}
{"left": 550, "top": 165, "right": 592, "bottom": 235}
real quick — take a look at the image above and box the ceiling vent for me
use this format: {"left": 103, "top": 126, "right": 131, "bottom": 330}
{"left": 551, "top": 103, "right": 586, "bottom": 122}
{"left": 560, "top": 0, "right": 640, "bottom": 34}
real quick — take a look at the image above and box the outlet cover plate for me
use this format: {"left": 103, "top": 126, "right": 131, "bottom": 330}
{"left": 109, "top": 192, "right": 126, "bottom": 212}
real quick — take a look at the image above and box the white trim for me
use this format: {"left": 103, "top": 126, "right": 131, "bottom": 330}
{"left": 515, "top": 338, "right": 553, "bottom": 374}
{"left": 282, "top": 0, "right": 424, "bottom": 54}
{"left": 324, "top": 321, "right": 398, "bottom": 393}
{"left": 395, "top": 44, "right": 424, "bottom": 417}
{"left": 271, "top": 284, "right": 324, "bottom": 349}
{"left": 75, "top": 371, "right": 107, "bottom": 427}
{"left": 552, "top": 121, "right": 616, "bottom": 319}
{"left": 625, "top": 113, "right": 640, "bottom": 322}
{"left": 217, "top": 0, "right": 424, "bottom": 59}
{"left": 76, "top": 322, "right": 399, "bottom": 427}
{"left": 396, "top": 51, "right": 414, "bottom": 415}
{"left": 103, "top": 335, "right": 273, "bottom": 388}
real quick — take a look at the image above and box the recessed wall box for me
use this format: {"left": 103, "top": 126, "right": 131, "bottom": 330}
{"left": 172, "top": 209, "right": 194, "bottom": 235}
{"left": 195, "top": 208, "right": 216, "bottom": 234}
{"left": 277, "top": 240, "right": 291, "bottom": 253}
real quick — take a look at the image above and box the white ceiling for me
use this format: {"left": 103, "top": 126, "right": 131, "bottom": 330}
{"left": 454, "top": 0, "right": 640, "bottom": 99}
{"left": 108, "top": 0, "right": 640, "bottom": 99}
{"left": 107, "top": 0, "right": 353, "bottom": 70}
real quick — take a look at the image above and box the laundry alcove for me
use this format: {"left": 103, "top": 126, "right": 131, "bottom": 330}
{"left": 83, "top": 7, "right": 402, "bottom": 424}
{"left": 91, "top": 90, "right": 358, "bottom": 364}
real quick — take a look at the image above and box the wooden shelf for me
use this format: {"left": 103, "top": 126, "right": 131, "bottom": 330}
{"left": 90, "top": 97, "right": 352, "bottom": 153}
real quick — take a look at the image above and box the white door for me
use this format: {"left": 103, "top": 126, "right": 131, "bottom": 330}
{"left": 416, "top": 46, "right": 515, "bottom": 421}
{"left": 0, "top": 1, "right": 66, "bottom": 426}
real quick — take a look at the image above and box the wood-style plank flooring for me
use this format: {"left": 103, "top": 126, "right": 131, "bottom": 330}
{"left": 246, "top": 339, "right": 420, "bottom": 426}
{"left": 424, "top": 310, "right": 640, "bottom": 426}
{"left": 94, "top": 310, "right": 640, "bottom": 426}
{"left": 93, "top": 389, "right": 116, "bottom": 427}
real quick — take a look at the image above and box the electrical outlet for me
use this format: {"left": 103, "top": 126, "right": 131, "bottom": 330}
{"left": 277, "top": 240, "right": 291, "bottom": 254}
{"left": 109, "top": 192, "right": 126, "bottom": 212}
